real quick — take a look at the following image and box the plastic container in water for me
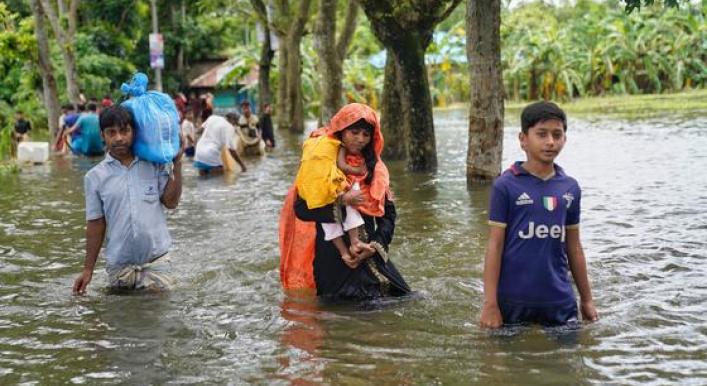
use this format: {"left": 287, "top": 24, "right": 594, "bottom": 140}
{"left": 17, "top": 142, "right": 49, "bottom": 164}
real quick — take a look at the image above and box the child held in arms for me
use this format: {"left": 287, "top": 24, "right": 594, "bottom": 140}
{"left": 295, "top": 110, "right": 383, "bottom": 268}
{"left": 480, "top": 101, "right": 598, "bottom": 328}
{"left": 73, "top": 105, "right": 184, "bottom": 294}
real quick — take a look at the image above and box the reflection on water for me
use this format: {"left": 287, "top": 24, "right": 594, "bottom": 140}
{"left": 0, "top": 111, "right": 706, "bottom": 384}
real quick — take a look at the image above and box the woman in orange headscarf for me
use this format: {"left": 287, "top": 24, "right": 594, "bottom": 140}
{"left": 279, "top": 103, "right": 411, "bottom": 300}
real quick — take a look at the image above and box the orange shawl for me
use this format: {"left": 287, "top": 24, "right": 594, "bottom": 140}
{"left": 279, "top": 103, "right": 391, "bottom": 289}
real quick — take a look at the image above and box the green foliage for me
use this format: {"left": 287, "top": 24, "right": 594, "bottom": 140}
{"left": 1, "top": 0, "right": 704, "bottom": 129}
{"left": 0, "top": 4, "right": 45, "bottom": 135}
{"left": 501, "top": 0, "right": 706, "bottom": 101}
{"left": 0, "top": 102, "right": 13, "bottom": 160}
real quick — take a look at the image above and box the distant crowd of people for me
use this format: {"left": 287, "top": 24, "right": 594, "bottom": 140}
{"left": 11, "top": 91, "right": 276, "bottom": 171}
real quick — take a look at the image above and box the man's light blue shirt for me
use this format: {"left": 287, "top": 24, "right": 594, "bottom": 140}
{"left": 84, "top": 153, "right": 171, "bottom": 269}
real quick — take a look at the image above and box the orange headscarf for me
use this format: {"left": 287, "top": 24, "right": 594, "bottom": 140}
{"left": 279, "top": 103, "right": 391, "bottom": 289}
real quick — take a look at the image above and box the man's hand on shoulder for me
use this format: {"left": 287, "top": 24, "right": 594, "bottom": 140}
{"left": 173, "top": 132, "right": 186, "bottom": 163}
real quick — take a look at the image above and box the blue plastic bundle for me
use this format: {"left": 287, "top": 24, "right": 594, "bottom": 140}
{"left": 120, "top": 73, "right": 180, "bottom": 165}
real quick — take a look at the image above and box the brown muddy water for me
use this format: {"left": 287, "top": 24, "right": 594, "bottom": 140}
{"left": 0, "top": 110, "right": 705, "bottom": 385}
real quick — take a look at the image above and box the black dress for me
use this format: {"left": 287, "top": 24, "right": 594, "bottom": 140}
{"left": 294, "top": 195, "right": 411, "bottom": 301}
{"left": 259, "top": 113, "right": 275, "bottom": 147}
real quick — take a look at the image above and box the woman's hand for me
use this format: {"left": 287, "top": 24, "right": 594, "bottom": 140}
{"left": 342, "top": 190, "right": 364, "bottom": 206}
{"left": 351, "top": 242, "right": 376, "bottom": 265}
{"left": 341, "top": 253, "right": 359, "bottom": 269}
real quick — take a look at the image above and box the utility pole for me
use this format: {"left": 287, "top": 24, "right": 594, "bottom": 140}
{"left": 150, "top": 0, "right": 163, "bottom": 91}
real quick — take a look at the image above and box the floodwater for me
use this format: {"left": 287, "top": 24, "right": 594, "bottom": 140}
{"left": 0, "top": 110, "right": 705, "bottom": 385}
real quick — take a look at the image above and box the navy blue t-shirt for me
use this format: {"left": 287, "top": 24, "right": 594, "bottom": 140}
{"left": 488, "top": 161, "right": 581, "bottom": 306}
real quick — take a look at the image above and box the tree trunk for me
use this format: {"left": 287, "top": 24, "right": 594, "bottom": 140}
{"left": 258, "top": 23, "right": 274, "bottom": 108}
{"left": 175, "top": 1, "right": 186, "bottom": 84}
{"left": 40, "top": 0, "right": 81, "bottom": 107}
{"left": 529, "top": 66, "right": 538, "bottom": 100}
{"left": 315, "top": 0, "right": 340, "bottom": 126}
{"left": 466, "top": 0, "right": 504, "bottom": 185}
{"left": 358, "top": 0, "right": 460, "bottom": 171}
{"left": 250, "top": 0, "right": 274, "bottom": 110}
{"left": 380, "top": 53, "right": 407, "bottom": 160}
{"left": 391, "top": 35, "right": 437, "bottom": 171}
{"left": 286, "top": 35, "right": 305, "bottom": 132}
{"left": 285, "top": 0, "right": 312, "bottom": 133}
{"left": 31, "top": 0, "right": 60, "bottom": 141}
{"left": 315, "top": 0, "right": 358, "bottom": 126}
{"left": 276, "top": 40, "right": 289, "bottom": 130}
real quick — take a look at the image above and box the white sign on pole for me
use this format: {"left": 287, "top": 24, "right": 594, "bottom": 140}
{"left": 149, "top": 33, "right": 164, "bottom": 69}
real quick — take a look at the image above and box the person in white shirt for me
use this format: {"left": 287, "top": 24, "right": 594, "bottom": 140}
{"left": 181, "top": 109, "right": 197, "bottom": 158}
{"left": 193, "top": 115, "right": 246, "bottom": 176}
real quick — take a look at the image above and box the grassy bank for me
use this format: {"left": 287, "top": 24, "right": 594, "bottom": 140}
{"left": 0, "top": 161, "right": 19, "bottom": 176}
{"left": 506, "top": 89, "right": 707, "bottom": 119}
{"left": 441, "top": 89, "right": 707, "bottom": 120}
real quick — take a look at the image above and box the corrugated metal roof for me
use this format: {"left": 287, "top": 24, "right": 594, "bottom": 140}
{"left": 189, "top": 58, "right": 258, "bottom": 88}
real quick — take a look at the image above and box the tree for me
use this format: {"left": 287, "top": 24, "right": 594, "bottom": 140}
{"left": 39, "top": 0, "right": 81, "bottom": 106}
{"left": 314, "top": 0, "right": 359, "bottom": 125}
{"left": 359, "top": 0, "right": 462, "bottom": 171}
{"left": 262, "top": 0, "right": 314, "bottom": 132}
{"left": 284, "top": 0, "right": 313, "bottom": 132}
{"left": 380, "top": 55, "right": 405, "bottom": 159}
{"left": 30, "top": 0, "right": 60, "bottom": 141}
{"left": 466, "top": 0, "right": 503, "bottom": 184}
{"left": 249, "top": 0, "right": 274, "bottom": 108}
{"left": 465, "top": 0, "right": 690, "bottom": 186}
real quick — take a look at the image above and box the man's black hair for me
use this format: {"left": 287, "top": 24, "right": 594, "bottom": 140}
{"left": 77, "top": 104, "right": 86, "bottom": 112}
{"left": 62, "top": 103, "right": 73, "bottom": 110}
{"left": 87, "top": 102, "right": 97, "bottom": 112}
{"left": 520, "top": 101, "right": 567, "bottom": 133}
{"left": 99, "top": 105, "right": 134, "bottom": 132}
{"left": 337, "top": 118, "right": 377, "bottom": 185}
{"left": 225, "top": 112, "right": 239, "bottom": 125}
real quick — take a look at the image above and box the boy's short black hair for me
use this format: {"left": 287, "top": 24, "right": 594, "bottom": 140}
{"left": 87, "top": 102, "right": 97, "bottom": 112}
{"left": 520, "top": 101, "right": 567, "bottom": 133}
{"left": 62, "top": 103, "right": 73, "bottom": 110}
{"left": 77, "top": 104, "right": 86, "bottom": 112}
{"left": 100, "top": 105, "right": 134, "bottom": 132}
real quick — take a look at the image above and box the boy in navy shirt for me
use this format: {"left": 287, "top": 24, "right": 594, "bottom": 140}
{"left": 480, "top": 101, "right": 598, "bottom": 328}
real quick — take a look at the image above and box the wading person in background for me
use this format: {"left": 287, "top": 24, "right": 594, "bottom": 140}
{"left": 12, "top": 111, "right": 31, "bottom": 158}
{"left": 193, "top": 114, "right": 247, "bottom": 176}
{"left": 279, "top": 103, "right": 411, "bottom": 301}
{"left": 180, "top": 109, "right": 197, "bottom": 158}
{"left": 55, "top": 104, "right": 79, "bottom": 153}
{"left": 479, "top": 101, "right": 598, "bottom": 328}
{"left": 72, "top": 105, "right": 184, "bottom": 294}
{"left": 65, "top": 103, "right": 104, "bottom": 156}
{"left": 235, "top": 101, "right": 264, "bottom": 156}
{"left": 259, "top": 103, "right": 275, "bottom": 149}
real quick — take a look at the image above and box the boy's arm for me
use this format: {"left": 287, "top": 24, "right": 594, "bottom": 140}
{"left": 479, "top": 226, "right": 505, "bottom": 328}
{"left": 73, "top": 218, "right": 106, "bottom": 295}
{"left": 566, "top": 228, "right": 598, "bottom": 321}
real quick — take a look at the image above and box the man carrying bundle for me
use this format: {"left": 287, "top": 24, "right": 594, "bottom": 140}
{"left": 72, "top": 105, "right": 184, "bottom": 294}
